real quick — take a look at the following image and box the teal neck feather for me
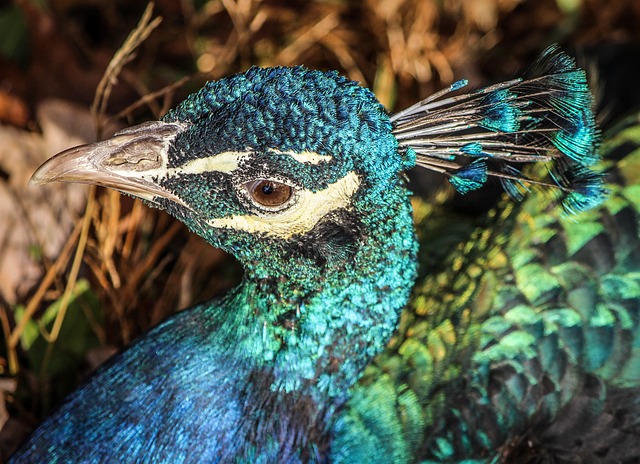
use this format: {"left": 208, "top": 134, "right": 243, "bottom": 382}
{"left": 159, "top": 66, "right": 420, "bottom": 403}
{"left": 200, "top": 183, "right": 418, "bottom": 405}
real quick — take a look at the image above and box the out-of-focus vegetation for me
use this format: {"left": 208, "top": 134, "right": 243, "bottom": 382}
{"left": 0, "top": 0, "right": 638, "bottom": 458}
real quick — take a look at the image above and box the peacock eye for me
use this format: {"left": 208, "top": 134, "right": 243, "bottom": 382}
{"left": 245, "top": 179, "right": 293, "bottom": 208}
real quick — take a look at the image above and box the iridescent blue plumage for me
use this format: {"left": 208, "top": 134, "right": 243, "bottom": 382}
{"left": 478, "top": 89, "right": 522, "bottom": 133}
{"left": 16, "top": 65, "right": 419, "bottom": 463}
{"left": 449, "top": 159, "right": 488, "bottom": 194}
{"left": 392, "top": 45, "right": 603, "bottom": 213}
{"left": 13, "top": 47, "right": 633, "bottom": 463}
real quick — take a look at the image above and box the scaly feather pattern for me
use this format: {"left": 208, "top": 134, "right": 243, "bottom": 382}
{"left": 338, "top": 112, "right": 640, "bottom": 463}
{"left": 12, "top": 47, "right": 626, "bottom": 463}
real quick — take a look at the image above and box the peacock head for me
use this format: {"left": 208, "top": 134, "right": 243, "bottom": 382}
{"left": 30, "top": 67, "right": 415, "bottom": 279}
{"left": 31, "top": 48, "right": 606, "bottom": 280}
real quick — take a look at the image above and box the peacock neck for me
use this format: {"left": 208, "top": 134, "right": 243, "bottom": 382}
{"left": 211, "top": 182, "right": 418, "bottom": 407}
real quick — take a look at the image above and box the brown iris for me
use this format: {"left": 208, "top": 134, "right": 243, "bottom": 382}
{"left": 246, "top": 180, "right": 293, "bottom": 207}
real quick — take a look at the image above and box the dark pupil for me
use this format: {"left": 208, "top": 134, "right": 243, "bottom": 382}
{"left": 261, "top": 183, "right": 275, "bottom": 195}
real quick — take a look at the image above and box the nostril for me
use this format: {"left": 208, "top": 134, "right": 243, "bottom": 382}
{"left": 105, "top": 145, "right": 162, "bottom": 171}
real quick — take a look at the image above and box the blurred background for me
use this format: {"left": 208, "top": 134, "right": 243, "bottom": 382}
{"left": 0, "top": 0, "right": 638, "bottom": 458}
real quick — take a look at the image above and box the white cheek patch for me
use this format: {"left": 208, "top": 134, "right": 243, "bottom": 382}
{"left": 207, "top": 171, "right": 360, "bottom": 239}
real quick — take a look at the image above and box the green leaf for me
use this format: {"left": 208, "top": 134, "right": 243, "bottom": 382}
{"left": 0, "top": 5, "right": 29, "bottom": 65}
{"left": 15, "top": 279, "right": 103, "bottom": 412}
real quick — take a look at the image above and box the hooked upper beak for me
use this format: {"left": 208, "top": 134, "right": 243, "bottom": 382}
{"left": 30, "top": 121, "right": 190, "bottom": 208}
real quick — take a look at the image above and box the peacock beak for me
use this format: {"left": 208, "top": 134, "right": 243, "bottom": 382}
{"left": 30, "top": 121, "right": 190, "bottom": 207}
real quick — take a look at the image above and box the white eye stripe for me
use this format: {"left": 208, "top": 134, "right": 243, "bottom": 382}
{"left": 114, "top": 151, "right": 249, "bottom": 180}
{"left": 277, "top": 151, "right": 332, "bottom": 165}
{"left": 207, "top": 171, "right": 360, "bottom": 239}
{"left": 128, "top": 149, "right": 334, "bottom": 181}
{"left": 169, "top": 151, "right": 251, "bottom": 175}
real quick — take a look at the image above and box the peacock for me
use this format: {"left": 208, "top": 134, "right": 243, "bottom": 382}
{"left": 11, "top": 45, "right": 640, "bottom": 462}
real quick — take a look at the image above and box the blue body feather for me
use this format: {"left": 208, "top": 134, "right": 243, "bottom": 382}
{"left": 14, "top": 48, "right": 635, "bottom": 463}
{"left": 15, "top": 66, "right": 419, "bottom": 463}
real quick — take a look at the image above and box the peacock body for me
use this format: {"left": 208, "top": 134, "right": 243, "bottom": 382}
{"left": 11, "top": 46, "right": 640, "bottom": 463}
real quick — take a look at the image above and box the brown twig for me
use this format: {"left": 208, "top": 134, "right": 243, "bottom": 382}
{"left": 113, "top": 74, "right": 199, "bottom": 122}
{"left": 91, "top": 2, "right": 163, "bottom": 138}
{"left": 41, "top": 187, "right": 95, "bottom": 345}
{"left": 8, "top": 222, "right": 82, "bottom": 363}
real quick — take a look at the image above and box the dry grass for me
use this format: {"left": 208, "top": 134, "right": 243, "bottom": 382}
{"left": 0, "top": 0, "right": 639, "bottom": 454}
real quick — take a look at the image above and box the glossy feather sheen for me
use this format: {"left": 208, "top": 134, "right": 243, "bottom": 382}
{"left": 15, "top": 66, "right": 419, "bottom": 463}
{"left": 392, "top": 45, "right": 605, "bottom": 215}
{"left": 341, "top": 115, "right": 640, "bottom": 462}
{"left": 13, "top": 50, "right": 637, "bottom": 463}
